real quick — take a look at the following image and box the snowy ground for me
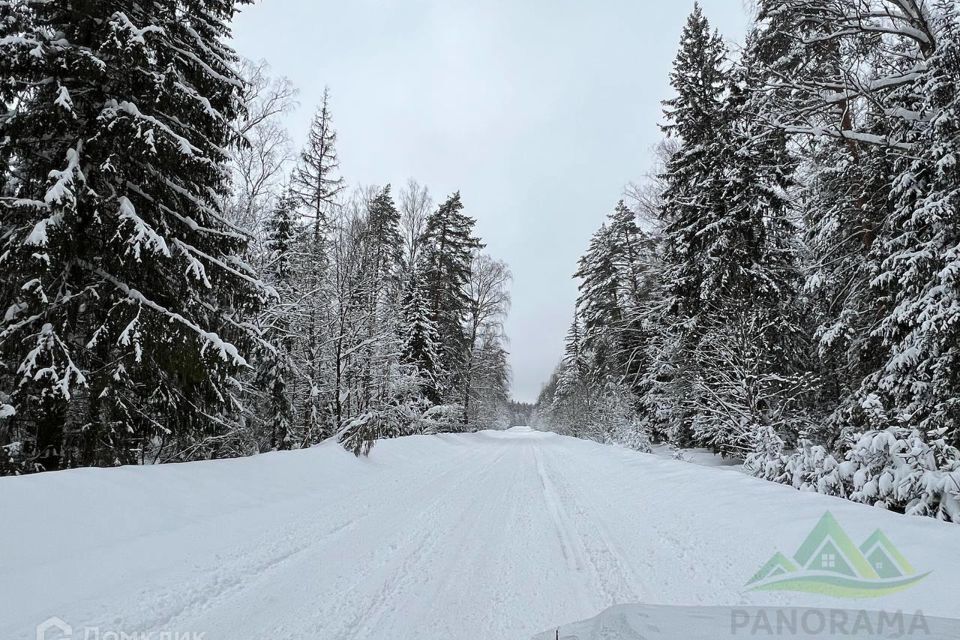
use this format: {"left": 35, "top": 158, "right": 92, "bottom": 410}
{"left": 2, "top": 426, "right": 959, "bottom": 640}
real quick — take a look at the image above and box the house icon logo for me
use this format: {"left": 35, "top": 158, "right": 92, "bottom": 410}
{"left": 745, "top": 512, "right": 930, "bottom": 597}
{"left": 36, "top": 617, "right": 72, "bottom": 640}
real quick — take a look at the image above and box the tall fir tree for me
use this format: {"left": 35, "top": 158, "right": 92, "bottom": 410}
{"left": 862, "top": 2, "right": 960, "bottom": 447}
{"left": 365, "top": 185, "right": 404, "bottom": 283}
{"left": 259, "top": 191, "right": 300, "bottom": 451}
{"left": 0, "top": 0, "right": 269, "bottom": 472}
{"left": 292, "top": 87, "right": 345, "bottom": 229}
{"left": 291, "top": 87, "right": 344, "bottom": 441}
{"left": 421, "top": 192, "right": 483, "bottom": 399}
{"left": 658, "top": 3, "right": 729, "bottom": 320}
{"left": 653, "top": 5, "right": 809, "bottom": 454}
{"left": 399, "top": 271, "right": 444, "bottom": 403}
{"left": 354, "top": 185, "right": 403, "bottom": 417}
{"left": 639, "top": 4, "right": 730, "bottom": 446}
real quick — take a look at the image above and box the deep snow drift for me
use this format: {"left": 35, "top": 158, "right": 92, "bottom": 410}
{"left": 2, "top": 426, "right": 959, "bottom": 640}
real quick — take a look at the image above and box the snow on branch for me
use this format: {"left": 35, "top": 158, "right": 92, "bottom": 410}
{"left": 123, "top": 181, "right": 249, "bottom": 242}
{"left": 779, "top": 123, "right": 915, "bottom": 151}
{"left": 173, "top": 238, "right": 275, "bottom": 297}
{"left": 102, "top": 100, "right": 201, "bottom": 158}
{"left": 17, "top": 323, "right": 87, "bottom": 400}
{"left": 43, "top": 144, "right": 83, "bottom": 207}
{"left": 109, "top": 11, "right": 165, "bottom": 46}
{"left": 161, "top": 178, "right": 252, "bottom": 238}
{"left": 82, "top": 263, "right": 248, "bottom": 367}
{"left": 116, "top": 196, "right": 172, "bottom": 260}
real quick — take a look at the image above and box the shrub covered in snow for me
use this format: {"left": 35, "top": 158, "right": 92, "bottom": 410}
{"left": 747, "top": 426, "right": 960, "bottom": 522}
{"left": 416, "top": 403, "right": 466, "bottom": 435}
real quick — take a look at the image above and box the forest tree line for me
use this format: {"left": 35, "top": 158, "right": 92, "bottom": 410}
{"left": 535, "top": 0, "right": 960, "bottom": 522}
{"left": 0, "top": 0, "right": 513, "bottom": 474}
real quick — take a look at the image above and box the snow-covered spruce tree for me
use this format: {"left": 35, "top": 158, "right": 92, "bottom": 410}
{"left": 0, "top": 0, "right": 268, "bottom": 472}
{"left": 605, "top": 201, "right": 660, "bottom": 395}
{"left": 290, "top": 87, "right": 344, "bottom": 442}
{"left": 649, "top": 3, "right": 730, "bottom": 448}
{"left": 365, "top": 186, "right": 404, "bottom": 286}
{"left": 798, "top": 129, "right": 895, "bottom": 440}
{"left": 574, "top": 223, "right": 621, "bottom": 385}
{"left": 258, "top": 191, "right": 301, "bottom": 451}
{"left": 715, "top": 34, "right": 801, "bottom": 315}
{"left": 561, "top": 314, "right": 585, "bottom": 370}
{"left": 649, "top": 6, "right": 813, "bottom": 456}
{"left": 738, "top": 0, "right": 960, "bottom": 520}
{"left": 861, "top": 2, "right": 960, "bottom": 448}
{"left": 353, "top": 185, "right": 404, "bottom": 413}
{"left": 336, "top": 185, "right": 421, "bottom": 454}
{"left": 695, "top": 31, "right": 812, "bottom": 456}
{"left": 539, "top": 315, "right": 589, "bottom": 437}
{"left": 752, "top": 0, "right": 907, "bottom": 440}
{"left": 567, "top": 201, "right": 659, "bottom": 438}
{"left": 398, "top": 267, "right": 445, "bottom": 405}
{"left": 421, "top": 192, "right": 483, "bottom": 412}
{"left": 751, "top": 3, "right": 939, "bottom": 435}
{"left": 657, "top": 3, "right": 728, "bottom": 322}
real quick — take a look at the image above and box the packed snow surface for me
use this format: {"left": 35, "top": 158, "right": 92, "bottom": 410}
{"left": 2, "top": 426, "right": 959, "bottom": 640}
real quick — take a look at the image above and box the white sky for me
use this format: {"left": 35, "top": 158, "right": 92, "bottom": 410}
{"left": 230, "top": 1, "right": 749, "bottom": 403}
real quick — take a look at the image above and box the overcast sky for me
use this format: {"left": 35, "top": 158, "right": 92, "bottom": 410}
{"left": 230, "top": 1, "right": 749, "bottom": 404}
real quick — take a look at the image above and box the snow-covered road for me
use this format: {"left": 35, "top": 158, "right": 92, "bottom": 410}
{"left": 3, "top": 427, "right": 959, "bottom": 639}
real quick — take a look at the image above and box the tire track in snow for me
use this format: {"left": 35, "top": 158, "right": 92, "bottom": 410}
{"left": 536, "top": 444, "right": 647, "bottom": 606}
{"left": 547, "top": 443, "right": 718, "bottom": 604}
{"left": 533, "top": 445, "right": 587, "bottom": 573}
{"left": 137, "top": 444, "right": 493, "bottom": 636}
{"left": 314, "top": 447, "right": 512, "bottom": 639}
{"left": 133, "top": 516, "right": 366, "bottom": 633}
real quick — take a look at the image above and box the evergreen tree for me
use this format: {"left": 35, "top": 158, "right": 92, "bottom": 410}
{"left": 862, "top": 2, "right": 960, "bottom": 446}
{"left": 421, "top": 192, "right": 483, "bottom": 396}
{"left": 260, "top": 192, "right": 300, "bottom": 450}
{"left": 636, "top": 5, "right": 730, "bottom": 447}
{"left": 653, "top": 6, "right": 808, "bottom": 454}
{"left": 291, "top": 88, "right": 344, "bottom": 441}
{"left": 658, "top": 3, "right": 729, "bottom": 320}
{"left": 558, "top": 314, "right": 586, "bottom": 389}
{"left": 399, "top": 271, "right": 444, "bottom": 403}
{"left": 292, "top": 87, "right": 345, "bottom": 229}
{"left": 0, "top": 0, "right": 266, "bottom": 471}
{"left": 366, "top": 185, "right": 404, "bottom": 282}
{"left": 606, "top": 201, "right": 649, "bottom": 309}
{"left": 575, "top": 223, "right": 622, "bottom": 384}
{"left": 551, "top": 316, "right": 593, "bottom": 438}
